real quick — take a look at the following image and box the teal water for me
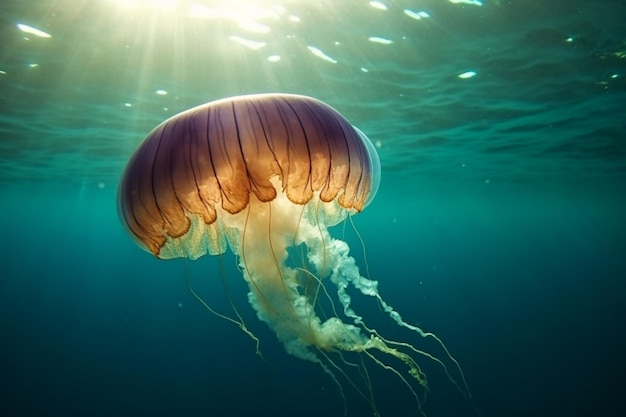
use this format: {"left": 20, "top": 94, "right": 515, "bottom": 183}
{"left": 1, "top": 1, "right": 625, "bottom": 417}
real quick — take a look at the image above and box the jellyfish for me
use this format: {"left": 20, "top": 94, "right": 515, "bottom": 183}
{"left": 118, "top": 94, "right": 470, "bottom": 415}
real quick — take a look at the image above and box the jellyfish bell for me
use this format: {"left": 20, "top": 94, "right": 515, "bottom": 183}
{"left": 119, "top": 94, "right": 379, "bottom": 257}
{"left": 118, "top": 93, "right": 470, "bottom": 415}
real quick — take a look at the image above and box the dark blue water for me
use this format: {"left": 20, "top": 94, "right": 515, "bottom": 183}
{"left": 2, "top": 182, "right": 624, "bottom": 417}
{"left": 1, "top": 1, "right": 625, "bottom": 417}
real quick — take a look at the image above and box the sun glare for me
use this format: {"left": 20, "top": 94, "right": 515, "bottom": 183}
{"left": 107, "top": 0, "right": 289, "bottom": 34}
{"left": 110, "top": 0, "right": 178, "bottom": 11}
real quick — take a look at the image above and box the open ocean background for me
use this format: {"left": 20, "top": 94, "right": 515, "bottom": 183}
{"left": 1, "top": 1, "right": 625, "bottom": 416}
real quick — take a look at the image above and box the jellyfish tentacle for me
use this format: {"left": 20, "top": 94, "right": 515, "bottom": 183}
{"left": 296, "top": 265, "right": 425, "bottom": 415}
{"left": 358, "top": 278, "right": 473, "bottom": 402}
{"left": 311, "top": 350, "right": 349, "bottom": 417}
{"left": 302, "top": 216, "right": 473, "bottom": 400}
{"left": 267, "top": 200, "right": 296, "bottom": 316}
{"left": 362, "top": 348, "right": 425, "bottom": 417}
{"left": 288, "top": 203, "right": 320, "bottom": 336}
{"left": 318, "top": 349, "right": 380, "bottom": 416}
{"left": 305, "top": 251, "right": 449, "bottom": 395}
{"left": 207, "top": 220, "right": 265, "bottom": 358}
{"left": 355, "top": 354, "right": 376, "bottom": 409}
{"left": 183, "top": 261, "right": 263, "bottom": 359}
{"left": 240, "top": 203, "right": 275, "bottom": 315}
{"left": 347, "top": 213, "right": 372, "bottom": 280}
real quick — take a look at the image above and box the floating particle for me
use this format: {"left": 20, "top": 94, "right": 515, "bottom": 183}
{"left": 368, "top": 37, "right": 393, "bottom": 44}
{"left": 369, "top": 1, "right": 388, "bottom": 10}
{"left": 17, "top": 23, "right": 51, "bottom": 38}
{"left": 307, "top": 46, "right": 337, "bottom": 63}
{"left": 458, "top": 71, "right": 477, "bottom": 79}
